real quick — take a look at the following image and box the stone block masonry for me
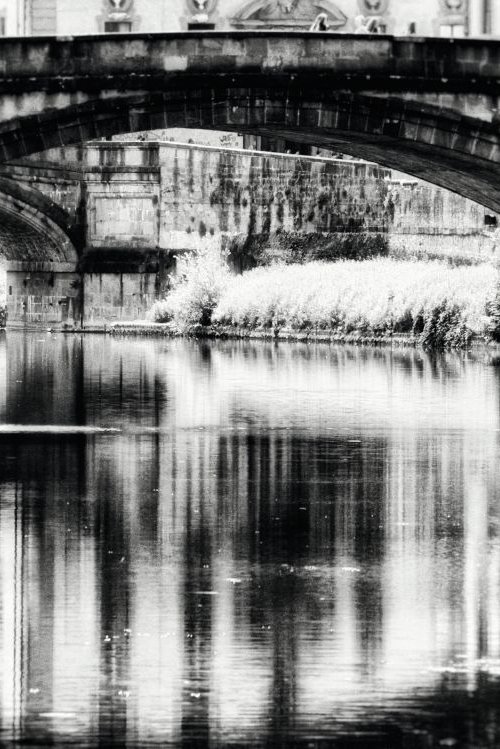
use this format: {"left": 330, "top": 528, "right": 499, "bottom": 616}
{"left": 84, "top": 140, "right": 498, "bottom": 269}
{"left": 6, "top": 264, "right": 81, "bottom": 329}
{"left": 83, "top": 273, "right": 158, "bottom": 327}
{"left": 84, "top": 141, "right": 394, "bottom": 267}
{"left": 158, "top": 143, "right": 392, "bottom": 267}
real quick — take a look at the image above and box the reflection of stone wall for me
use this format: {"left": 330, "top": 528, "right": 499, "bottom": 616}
{"left": 112, "top": 129, "right": 243, "bottom": 149}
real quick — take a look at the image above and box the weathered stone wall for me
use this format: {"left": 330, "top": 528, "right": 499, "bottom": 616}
{"left": 84, "top": 143, "right": 160, "bottom": 258}
{"left": 388, "top": 179, "right": 499, "bottom": 264}
{"left": 389, "top": 180, "right": 490, "bottom": 236}
{"left": 6, "top": 264, "right": 81, "bottom": 329}
{"left": 83, "top": 141, "right": 497, "bottom": 267}
{"left": 84, "top": 141, "right": 393, "bottom": 262}
{"left": 159, "top": 143, "right": 393, "bottom": 260}
{"left": 83, "top": 273, "right": 157, "bottom": 326}
{"left": 4, "top": 268, "right": 161, "bottom": 329}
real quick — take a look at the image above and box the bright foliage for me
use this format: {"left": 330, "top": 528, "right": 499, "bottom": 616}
{"left": 149, "top": 254, "right": 500, "bottom": 346}
{"left": 148, "top": 247, "right": 231, "bottom": 331}
{"left": 214, "top": 259, "right": 498, "bottom": 345}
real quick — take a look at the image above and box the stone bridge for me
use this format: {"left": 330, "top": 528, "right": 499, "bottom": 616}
{"left": 1, "top": 32, "right": 500, "bottom": 211}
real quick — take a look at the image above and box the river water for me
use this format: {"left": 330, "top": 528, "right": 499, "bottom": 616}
{"left": 0, "top": 332, "right": 500, "bottom": 748}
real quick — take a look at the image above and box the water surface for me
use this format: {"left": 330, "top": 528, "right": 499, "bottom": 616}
{"left": 0, "top": 333, "right": 500, "bottom": 747}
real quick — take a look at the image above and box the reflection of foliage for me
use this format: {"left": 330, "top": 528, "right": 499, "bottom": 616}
{"left": 213, "top": 258, "right": 497, "bottom": 347}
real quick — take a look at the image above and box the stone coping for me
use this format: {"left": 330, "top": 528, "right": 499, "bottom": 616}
{"left": 85, "top": 141, "right": 384, "bottom": 168}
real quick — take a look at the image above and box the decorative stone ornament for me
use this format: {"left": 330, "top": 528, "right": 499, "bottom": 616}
{"left": 107, "top": 0, "right": 133, "bottom": 14}
{"left": 231, "top": 0, "right": 347, "bottom": 29}
{"left": 358, "top": 0, "right": 389, "bottom": 15}
{"left": 99, "top": 0, "right": 138, "bottom": 31}
{"left": 187, "top": 0, "right": 217, "bottom": 15}
{"left": 442, "top": 0, "right": 464, "bottom": 9}
{"left": 439, "top": 0, "right": 465, "bottom": 25}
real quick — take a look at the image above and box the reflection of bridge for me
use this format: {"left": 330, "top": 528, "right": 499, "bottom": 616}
{"left": 1, "top": 33, "right": 500, "bottom": 209}
{"left": 2, "top": 335, "right": 500, "bottom": 745}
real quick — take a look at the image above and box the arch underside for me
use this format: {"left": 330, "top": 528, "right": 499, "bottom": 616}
{"left": 1, "top": 85, "right": 500, "bottom": 211}
{"left": 0, "top": 184, "right": 77, "bottom": 264}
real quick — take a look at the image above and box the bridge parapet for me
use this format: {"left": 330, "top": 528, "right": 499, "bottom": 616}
{"left": 0, "top": 33, "right": 499, "bottom": 90}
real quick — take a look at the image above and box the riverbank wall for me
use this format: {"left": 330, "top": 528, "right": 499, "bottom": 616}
{"left": 104, "top": 322, "right": 499, "bottom": 351}
{"left": 2, "top": 141, "right": 498, "bottom": 328}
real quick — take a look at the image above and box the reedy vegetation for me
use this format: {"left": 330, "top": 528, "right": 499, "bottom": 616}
{"left": 148, "top": 248, "right": 499, "bottom": 347}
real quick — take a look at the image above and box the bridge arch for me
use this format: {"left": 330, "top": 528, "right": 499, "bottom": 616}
{"left": 2, "top": 87, "right": 499, "bottom": 211}
{"left": 1, "top": 34, "right": 500, "bottom": 210}
{"left": 0, "top": 90, "right": 500, "bottom": 213}
{"left": 0, "top": 178, "right": 78, "bottom": 264}
{"left": 0, "top": 180, "right": 81, "bottom": 329}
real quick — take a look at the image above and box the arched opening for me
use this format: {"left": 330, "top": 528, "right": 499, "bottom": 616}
{"left": 0, "top": 183, "right": 79, "bottom": 328}
{"left": 2, "top": 88, "right": 500, "bottom": 212}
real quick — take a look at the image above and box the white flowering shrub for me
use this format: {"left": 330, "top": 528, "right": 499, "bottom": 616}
{"left": 213, "top": 259, "right": 498, "bottom": 346}
{"left": 147, "top": 248, "right": 231, "bottom": 331}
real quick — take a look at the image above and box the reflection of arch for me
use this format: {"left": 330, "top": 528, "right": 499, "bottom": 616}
{"left": 0, "top": 179, "right": 78, "bottom": 263}
{"left": 2, "top": 87, "right": 500, "bottom": 212}
{"left": 231, "top": 0, "right": 347, "bottom": 28}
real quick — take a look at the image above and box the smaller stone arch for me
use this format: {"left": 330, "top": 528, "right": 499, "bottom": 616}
{"left": 0, "top": 178, "right": 78, "bottom": 264}
{"left": 0, "top": 180, "right": 80, "bottom": 329}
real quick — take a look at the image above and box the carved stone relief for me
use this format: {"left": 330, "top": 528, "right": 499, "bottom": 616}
{"left": 231, "top": 0, "right": 347, "bottom": 30}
